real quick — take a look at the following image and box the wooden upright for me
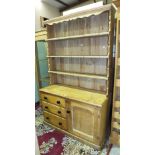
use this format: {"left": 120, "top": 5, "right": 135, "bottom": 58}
{"left": 110, "top": 7, "right": 120, "bottom": 145}
{"left": 39, "top": 4, "right": 114, "bottom": 149}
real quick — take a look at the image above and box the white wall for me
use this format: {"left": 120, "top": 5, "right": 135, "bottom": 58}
{"left": 35, "top": 1, "right": 60, "bottom": 31}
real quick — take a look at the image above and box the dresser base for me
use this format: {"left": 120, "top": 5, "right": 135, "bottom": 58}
{"left": 44, "top": 121, "right": 104, "bottom": 150}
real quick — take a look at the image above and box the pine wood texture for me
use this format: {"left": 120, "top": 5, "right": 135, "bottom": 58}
{"left": 40, "top": 84, "right": 108, "bottom": 148}
{"left": 44, "top": 111, "right": 67, "bottom": 130}
{"left": 112, "top": 0, "right": 120, "bottom": 10}
{"left": 48, "top": 71, "right": 108, "bottom": 80}
{"left": 40, "top": 85, "right": 107, "bottom": 107}
{"left": 46, "top": 32, "right": 109, "bottom": 41}
{"left": 47, "top": 55, "right": 109, "bottom": 58}
{"left": 110, "top": 8, "right": 120, "bottom": 145}
{"left": 44, "top": 121, "right": 102, "bottom": 150}
{"left": 46, "top": 8, "right": 112, "bottom": 94}
{"left": 40, "top": 92, "right": 66, "bottom": 108}
{"left": 40, "top": 4, "right": 114, "bottom": 149}
{"left": 35, "top": 29, "right": 47, "bottom": 41}
{"left": 42, "top": 101, "right": 66, "bottom": 118}
{"left": 69, "top": 101, "right": 106, "bottom": 145}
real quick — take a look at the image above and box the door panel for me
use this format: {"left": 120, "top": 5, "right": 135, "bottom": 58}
{"left": 72, "top": 106, "right": 94, "bottom": 137}
{"left": 70, "top": 101, "right": 100, "bottom": 143}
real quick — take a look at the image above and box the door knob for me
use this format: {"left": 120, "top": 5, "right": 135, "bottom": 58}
{"left": 57, "top": 101, "right": 60, "bottom": 104}
{"left": 44, "top": 97, "right": 48, "bottom": 100}
{"left": 58, "top": 111, "right": 61, "bottom": 114}
{"left": 59, "top": 122, "right": 62, "bottom": 126}
{"left": 67, "top": 110, "right": 70, "bottom": 113}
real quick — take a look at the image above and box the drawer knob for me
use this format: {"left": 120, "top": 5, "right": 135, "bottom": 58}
{"left": 59, "top": 122, "right": 62, "bottom": 126}
{"left": 44, "top": 97, "right": 48, "bottom": 100}
{"left": 58, "top": 111, "right": 61, "bottom": 114}
{"left": 45, "top": 106, "right": 48, "bottom": 109}
{"left": 67, "top": 110, "right": 70, "bottom": 114}
{"left": 46, "top": 117, "right": 49, "bottom": 120}
{"left": 57, "top": 101, "right": 60, "bottom": 104}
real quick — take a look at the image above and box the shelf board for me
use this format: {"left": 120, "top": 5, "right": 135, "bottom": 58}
{"left": 47, "top": 55, "right": 109, "bottom": 58}
{"left": 46, "top": 32, "right": 109, "bottom": 41}
{"left": 48, "top": 70, "right": 108, "bottom": 80}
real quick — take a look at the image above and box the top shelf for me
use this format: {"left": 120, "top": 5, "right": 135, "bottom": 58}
{"left": 44, "top": 4, "right": 111, "bottom": 25}
{"left": 46, "top": 32, "right": 109, "bottom": 41}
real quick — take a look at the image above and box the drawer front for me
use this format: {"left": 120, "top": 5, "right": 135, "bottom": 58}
{"left": 44, "top": 111, "right": 67, "bottom": 130}
{"left": 40, "top": 93, "right": 66, "bottom": 107}
{"left": 42, "top": 101, "right": 66, "bottom": 118}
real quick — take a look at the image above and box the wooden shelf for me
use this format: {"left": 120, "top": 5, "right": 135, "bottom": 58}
{"left": 48, "top": 70, "right": 108, "bottom": 80}
{"left": 39, "top": 84, "right": 107, "bottom": 106}
{"left": 44, "top": 4, "right": 111, "bottom": 25}
{"left": 47, "top": 55, "right": 109, "bottom": 58}
{"left": 45, "top": 4, "right": 113, "bottom": 94}
{"left": 46, "top": 32, "right": 109, "bottom": 41}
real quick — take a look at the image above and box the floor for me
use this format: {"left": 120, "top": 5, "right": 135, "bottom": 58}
{"left": 109, "top": 146, "right": 120, "bottom": 155}
{"left": 36, "top": 133, "right": 41, "bottom": 155}
{"left": 35, "top": 105, "right": 120, "bottom": 155}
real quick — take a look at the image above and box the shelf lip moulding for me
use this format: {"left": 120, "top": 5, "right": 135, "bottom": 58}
{"left": 46, "top": 32, "right": 109, "bottom": 41}
{"left": 48, "top": 70, "right": 108, "bottom": 80}
{"left": 44, "top": 4, "right": 111, "bottom": 25}
{"left": 47, "top": 55, "right": 109, "bottom": 58}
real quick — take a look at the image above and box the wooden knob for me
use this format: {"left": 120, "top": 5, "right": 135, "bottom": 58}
{"left": 44, "top": 97, "right": 48, "bottom": 100}
{"left": 57, "top": 101, "right": 60, "bottom": 104}
{"left": 58, "top": 111, "right": 61, "bottom": 114}
{"left": 67, "top": 110, "right": 70, "bottom": 114}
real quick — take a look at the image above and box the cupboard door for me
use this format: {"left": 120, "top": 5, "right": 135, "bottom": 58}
{"left": 70, "top": 101, "right": 101, "bottom": 144}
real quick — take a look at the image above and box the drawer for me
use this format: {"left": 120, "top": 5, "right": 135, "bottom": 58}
{"left": 42, "top": 101, "right": 66, "bottom": 118}
{"left": 44, "top": 111, "right": 67, "bottom": 130}
{"left": 40, "top": 93, "right": 66, "bottom": 108}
